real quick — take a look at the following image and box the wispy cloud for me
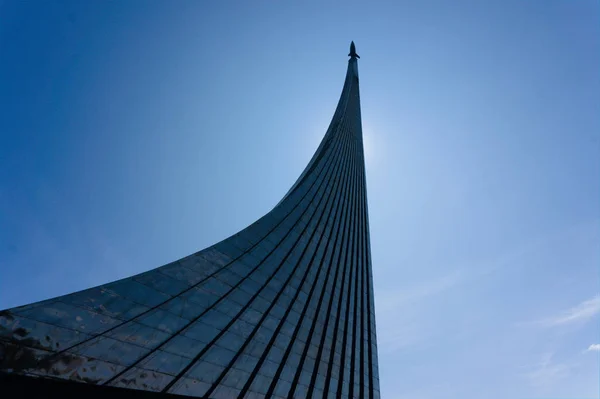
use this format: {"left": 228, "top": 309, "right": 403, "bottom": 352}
{"left": 524, "top": 352, "right": 574, "bottom": 393}
{"left": 376, "top": 264, "right": 503, "bottom": 353}
{"left": 375, "top": 271, "right": 463, "bottom": 353}
{"left": 376, "top": 271, "right": 463, "bottom": 313}
{"left": 586, "top": 344, "right": 600, "bottom": 352}
{"left": 536, "top": 295, "right": 600, "bottom": 327}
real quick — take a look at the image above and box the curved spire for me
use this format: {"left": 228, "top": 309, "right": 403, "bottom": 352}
{"left": 278, "top": 41, "right": 362, "bottom": 205}
{"left": 0, "top": 44, "right": 379, "bottom": 399}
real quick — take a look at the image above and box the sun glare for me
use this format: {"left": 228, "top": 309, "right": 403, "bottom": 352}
{"left": 362, "top": 124, "right": 378, "bottom": 169}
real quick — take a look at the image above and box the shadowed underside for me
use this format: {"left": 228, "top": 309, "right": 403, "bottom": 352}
{"left": 0, "top": 43, "right": 380, "bottom": 399}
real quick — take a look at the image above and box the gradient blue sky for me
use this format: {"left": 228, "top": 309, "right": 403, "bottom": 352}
{"left": 1, "top": 1, "right": 599, "bottom": 398}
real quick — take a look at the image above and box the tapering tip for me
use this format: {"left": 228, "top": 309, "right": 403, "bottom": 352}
{"left": 349, "top": 41, "right": 360, "bottom": 59}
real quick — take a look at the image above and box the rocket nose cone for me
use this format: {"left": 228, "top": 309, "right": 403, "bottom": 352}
{"left": 349, "top": 41, "right": 359, "bottom": 58}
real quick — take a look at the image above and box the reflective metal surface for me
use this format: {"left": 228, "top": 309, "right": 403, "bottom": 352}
{"left": 0, "top": 43, "right": 380, "bottom": 399}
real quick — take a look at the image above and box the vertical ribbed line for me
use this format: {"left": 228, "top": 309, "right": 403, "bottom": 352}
{"left": 356, "top": 117, "right": 377, "bottom": 399}
{"left": 363, "top": 164, "right": 377, "bottom": 399}
{"left": 352, "top": 104, "right": 366, "bottom": 398}
{"left": 353, "top": 77, "right": 368, "bottom": 399}
{"left": 263, "top": 125, "right": 356, "bottom": 398}
{"left": 348, "top": 143, "right": 360, "bottom": 399}
{"left": 302, "top": 121, "right": 357, "bottom": 392}
{"left": 358, "top": 154, "right": 367, "bottom": 399}
{"left": 346, "top": 84, "right": 362, "bottom": 399}
{"left": 305, "top": 121, "right": 360, "bottom": 398}
{"left": 351, "top": 86, "right": 367, "bottom": 399}
{"left": 287, "top": 123, "right": 358, "bottom": 399}
{"left": 236, "top": 124, "right": 355, "bottom": 399}
{"left": 160, "top": 117, "right": 352, "bottom": 394}
{"left": 321, "top": 135, "right": 359, "bottom": 396}
{"left": 284, "top": 148, "right": 355, "bottom": 397}
{"left": 336, "top": 142, "right": 358, "bottom": 397}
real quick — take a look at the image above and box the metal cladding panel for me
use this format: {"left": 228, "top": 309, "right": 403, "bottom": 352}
{"left": 1, "top": 45, "right": 380, "bottom": 399}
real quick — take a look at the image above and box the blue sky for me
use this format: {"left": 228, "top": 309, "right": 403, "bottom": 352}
{"left": 1, "top": 1, "right": 598, "bottom": 398}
